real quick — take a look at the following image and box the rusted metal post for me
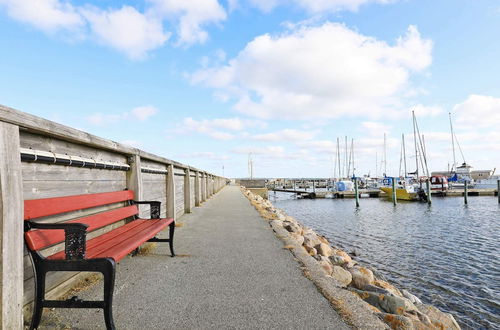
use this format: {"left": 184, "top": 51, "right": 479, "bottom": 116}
{"left": 464, "top": 180, "right": 468, "bottom": 205}
{"left": 426, "top": 179, "right": 432, "bottom": 205}
{"left": 354, "top": 177, "right": 360, "bottom": 208}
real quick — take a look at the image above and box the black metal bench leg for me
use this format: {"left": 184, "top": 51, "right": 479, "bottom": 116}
{"left": 101, "top": 258, "right": 116, "bottom": 330}
{"left": 30, "top": 266, "right": 46, "bottom": 330}
{"left": 169, "top": 222, "right": 176, "bottom": 257}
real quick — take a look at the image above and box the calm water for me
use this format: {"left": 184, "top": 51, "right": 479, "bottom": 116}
{"left": 272, "top": 193, "right": 500, "bottom": 329}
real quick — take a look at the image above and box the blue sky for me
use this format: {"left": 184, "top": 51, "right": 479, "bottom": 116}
{"left": 1, "top": 0, "right": 499, "bottom": 178}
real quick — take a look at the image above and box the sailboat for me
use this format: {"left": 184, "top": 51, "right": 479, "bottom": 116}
{"left": 379, "top": 111, "right": 428, "bottom": 201}
{"left": 380, "top": 179, "right": 420, "bottom": 200}
{"left": 431, "top": 113, "right": 494, "bottom": 189}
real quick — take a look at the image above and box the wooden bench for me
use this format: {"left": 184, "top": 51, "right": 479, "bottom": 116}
{"left": 24, "top": 190, "right": 175, "bottom": 330}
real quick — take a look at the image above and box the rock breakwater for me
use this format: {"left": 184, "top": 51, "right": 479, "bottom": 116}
{"left": 242, "top": 188, "right": 461, "bottom": 330}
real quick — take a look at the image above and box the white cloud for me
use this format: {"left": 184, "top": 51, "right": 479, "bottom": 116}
{"left": 360, "top": 121, "right": 391, "bottom": 136}
{"left": 252, "top": 129, "right": 316, "bottom": 142}
{"left": 231, "top": 145, "right": 284, "bottom": 155}
{"left": 191, "top": 23, "right": 432, "bottom": 120}
{"left": 454, "top": 94, "right": 500, "bottom": 128}
{"left": 296, "top": 140, "right": 336, "bottom": 153}
{"left": 147, "top": 0, "right": 226, "bottom": 45}
{"left": 179, "top": 117, "right": 235, "bottom": 140}
{"left": 87, "top": 105, "right": 159, "bottom": 125}
{"left": 0, "top": 0, "right": 225, "bottom": 58}
{"left": 412, "top": 104, "right": 443, "bottom": 117}
{"left": 131, "top": 105, "right": 159, "bottom": 121}
{"left": 175, "top": 117, "right": 267, "bottom": 140}
{"left": 81, "top": 6, "right": 169, "bottom": 60}
{"left": 180, "top": 151, "right": 229, "bottom": 160}
{"left": 248, "top": 0, "right": 395, "bottom": 13}
{"left": 0, "top": 0, "right": 83, "bottom": 33}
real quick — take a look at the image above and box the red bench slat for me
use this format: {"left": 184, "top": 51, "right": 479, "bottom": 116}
{"left": 24, "top": 190, "right": 135, "bottom": 220}
{"left": 48, "top": 218, "right": 172, "bottom": 262}
{"left": 25, "top": 205, "right": 139, "bottom": 251}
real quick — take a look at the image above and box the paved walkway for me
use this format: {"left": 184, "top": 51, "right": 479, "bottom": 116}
{"left": 43, "top": 186, "right": 349, "bottom": 329}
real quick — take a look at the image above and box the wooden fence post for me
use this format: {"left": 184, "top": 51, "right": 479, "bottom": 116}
{"left": 184, "top": 168, "right": 191, "bottom": 214}
{"left": 201, "top": 173, "right": 206, "bottom": 202}
{"left": 0, "top": 122, "right": 24, "bottom": 329}
{"left": 167, "top": 164, "right": 176, "bottom": 220}
{"left": 210, "top": 175, "right": 214, "bottom": 196}
{"left": 205, "top": 173, "right": 209, "bottom": 199}
{"left": 126, "top": 154, "right": 143, "bottom": 215}
{"left": 194, "top": 171, "right": 200, "bottom": 206}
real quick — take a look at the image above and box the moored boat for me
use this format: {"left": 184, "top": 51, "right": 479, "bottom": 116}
{"left": 380, "top": 185, "right": 420, "bottom": 201}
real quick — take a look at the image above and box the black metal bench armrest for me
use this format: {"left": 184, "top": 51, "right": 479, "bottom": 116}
{"left": 132, "top": 200, "right": 161, "bottom": 219}
{"left": 26, "top": 221, "right": 89, "bottom": 260}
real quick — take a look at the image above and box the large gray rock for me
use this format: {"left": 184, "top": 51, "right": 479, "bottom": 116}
{"left": 303, "top": 232, "right": 321, "bottom": 250}
{"left": 319, "top": 259, "right": 333, "bottom": 275}
{"left": 377, "top": 312, "right": 414, "bottom": 329}
{"left": 331, "top": 266, "right": 352, "bottom": 287}
{"left": 329, "top": 255, "right": 347, "bottom": 266}
{"left": 352, "top": 289, "right": 418, "bottom": 315}
{"left": 401, "top": 289, "right": 422, "bottom": 305}
{"left": 291, "top": 233, "right": 304, "bottom": 246}
{"left": 316, "top": 242, "right": 334, "bottom": 257}
{"left": 416, "top": 303, "right": 461, "bottom": 329}
{"left": 374, "top": 279, "right": 402, "bottom": 297}
{"left": 332, "top": 249, "right": 353, "bottom": 263}
{"left": 283, "top": 220, "right": 301, "bottom": 234}
{"left": 349, "top": 266, "right": 375, "bottom": 290}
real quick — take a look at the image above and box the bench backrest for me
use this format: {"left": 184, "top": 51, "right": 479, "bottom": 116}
{"left": 25, "top": 190, "right": 138, "bottom": 251}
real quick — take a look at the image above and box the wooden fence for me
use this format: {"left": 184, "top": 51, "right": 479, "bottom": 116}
{"left": 0, "top": 105, "right": 226, "bottom": 328}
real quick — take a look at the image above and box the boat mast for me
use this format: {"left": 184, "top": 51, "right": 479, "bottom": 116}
{"left": 414, "top": 113, "right": 430, "bottom": 178}
{"left": 337, "top": 137, "right": 341, "bottom": 180}
{"left": 333, "top": 145, "right": 337, "bottom": 181}
{"left": 383, "top": 133, "right": 387, "bottom": 176}
{"left": 449, "top": 112, "right": 457, "bottom": 173}
{"left": 412, "top": 111, "right": 419, "bottom": 178}
{"left": 375, "top": 152, "right": 378, "bottom": 178}
{"left": 350, "top": 138, "right": 354, "bottom": 177}
{"left": 403, "top": 133, "right": 407, "bottom": 177}
{"left": 344, "top": 136, "right": 348, "bottom": 179}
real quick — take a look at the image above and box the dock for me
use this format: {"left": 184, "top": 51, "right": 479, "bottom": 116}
{"left": 271, "top": 188, "right": 382, "bottom": 199}
{"left": 270, "top": 187, "right": 497, "bottom": 199}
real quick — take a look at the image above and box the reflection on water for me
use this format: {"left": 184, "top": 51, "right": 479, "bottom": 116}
{"left": 272, "top": 193, "right": 500, "bottom": 329}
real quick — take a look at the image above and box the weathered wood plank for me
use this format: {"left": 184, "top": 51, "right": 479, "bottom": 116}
{"left": 21, "top": 162, "right": 126, "bottom": 182}
{"left": 166, "top": 164, "right": 176, "bottom": 220}
{"left": 20, "top": 131, "right": 128, "bottom": 163}
{"left": 23, "top": 181, "right": 127, "bottom": 200}
{"left": 190, "top": 176, "right": 195, "bottom": 208}
{"left": 175, "top": 175, "right": 184, "bottom": 216}
{"left": 184, "top": 169, "right": 191, "bottom": 214}
{"left": 0, "top": 122, "right": 24, "bottom": 329}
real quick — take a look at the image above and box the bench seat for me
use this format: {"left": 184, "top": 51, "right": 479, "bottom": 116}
{"left": 47, "top": 218, "right": 173, "bottom": 261}
{"left": 24, "top": 190, "right": 176, "bottom": 330}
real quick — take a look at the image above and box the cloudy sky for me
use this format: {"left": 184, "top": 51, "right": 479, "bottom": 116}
{"left": 1, "top": 0, "right": 499, "bottom": 178}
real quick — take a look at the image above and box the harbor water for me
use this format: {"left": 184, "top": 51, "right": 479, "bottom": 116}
{"left": 272, "top": 193, "right": 499, "bottom": 329}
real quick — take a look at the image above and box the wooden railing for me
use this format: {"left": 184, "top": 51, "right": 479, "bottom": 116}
{"left": 0, "top": 104, "right": 227, "bottom": 328}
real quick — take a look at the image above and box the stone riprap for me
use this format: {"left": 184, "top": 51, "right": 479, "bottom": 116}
{"left": 242, "top": 188, "right": 461, "bottom": 330}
